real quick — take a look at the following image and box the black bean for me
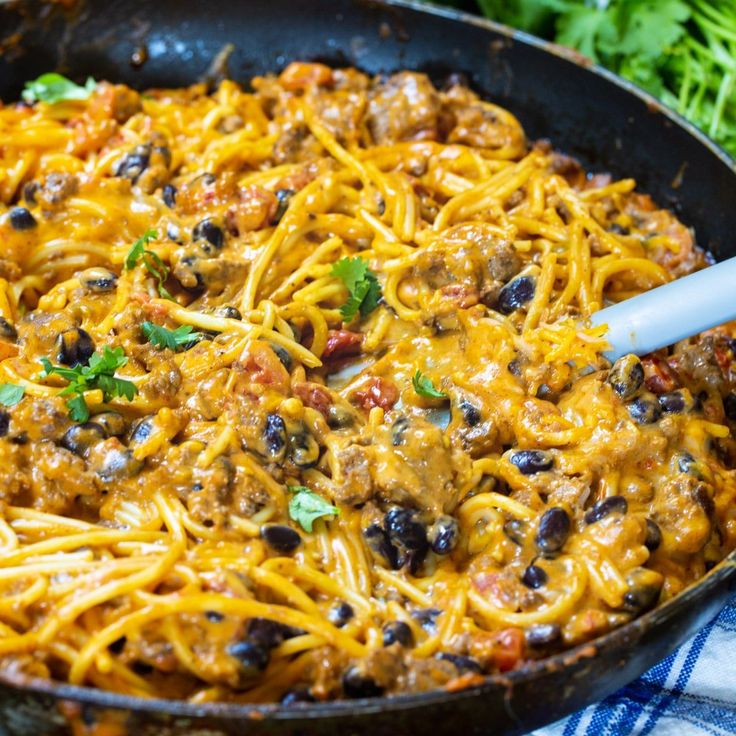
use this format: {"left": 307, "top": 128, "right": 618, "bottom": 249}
{"left": 227, "top": 640, "right": 270, "bottom": 675}
{"left": 263, "top": 414, "right": 287, "bottom": 462}
{"left": 428, "top": 515, "right": 459, "bottom": 555}
{"left": 608, "top": 223, "right": 630, "bottom": 235}
{"left": 342, "top": 667, "right": 384, "bottom": 698}
{"left": 621, "top": 569, "right": 662, "bottom": 614}
{"left": 584, "top": 495, "right": 628, "bottom": 525}
{"left": 162, "top": 183, "right": 177, "bottom": 208}
{"left": 192, "top": 218, "right": 224, "bottom": 250}
{"left": 247, "top": 618, "right": 303, "bottom": 648}
{"left": 22, "top": 181, "right": 39, "bottom": 206}
{"left": 497, "top": 275, "right": 535, "bottom": 314}
{"left": 507, "top": 359, "right": 522, "bottom": 376}
{"left": 108, "top": 636, "right": 126, "bottom": 654}
{"left": 273, "top": 188, "right": 295, "bottom": 224}
{"left": 525, "top": 623, "right": 561, "bottom": 648}
{"left": 384, "top": 508, "right": 428, "bottom": 552}
{"left": 510, "top": 449, "right": 553, "bottom": 475}
{"left": 521, "top": 564, "right": 547, "bottom": 589}
{"left": 723, "top": 392, "right": 736, "bottom": 422}
{"left": 129, "top": 416, "right": 154, "bottom": 446}
{"left": 677, "top": 452, "right": 700, "bottom": 476}
{"left": 281, "top": 688, "right": 316, "bottom": 705}
{"left": 382, "top": 621, "right": 414, "bottom": 647}
{"left": 288, "top": 424, "right": 320, "bottom": 468}
{"left": 608, "top": 354, "right": 644, "bottom": 400}
{"left": 0, "top": 411, "right": 9, "bottom": 438}
{"left": 0, "top": 316, "right": 17, "bottom": 340}
{"left": 80, "top": 267, "right": 118, "bottom": 294}
{"left": 391, "top": 416, "right": 410, "bottom": 446}
{"left": 56, "top": 328, "right": 95, "bottom": 367}
{"left": 644, "top": 519, "right": 662, "bottom": 552}
{"left": 113, "top": 145, "right": 150, "bottom": 182}
{"left": 132, "top": 661, "right": 153, "bottom": 675}
{"left": 166, "top": 222, "right": 184, "bottom": 244}
{"left": 92, "top": 411, "right": 126, "bottom": 438}
{"left": 412, "top": 608, "right": 442, "bottom": 631}
{"left": 327, "top": 405, "right": 354, "bottom": 429}
{"left": 216, "top": 305, "right": 242, "bottom": 321}
{"left": 627, "top": 396, "right": 661, "bottom": 424}
{"left": 269, "top": 342, "right": 291, "bottom": 371}
{"left": 503, "top": 518, "right": 527, "bottom": 546}
{"left": 95, "top": 448, "right": 143, "bottom": 482}
{"left": 328, "top": 602, "right": 354, "bottom": 628}
{"left": 536, "top": 383, "right": 558, "bottom": 402}
{"left": 60, "top": 422, "right": 106, "bottom": 457}
{"left": 459, "top": 400, "right": 481, "bottom": 427}
{"left": 692, "top": 483, "right": 715, "bottom": 517}
{"left": 9, "top": 206, "right": 37, "bottom": 231}
{"left": 364, "top": 524, "right": 400, "bottom": 569}
{"left": 535, "top": 507, "right": 570, "bottom": 555}
{"left": 261, "top": 524, "right": 301, "bottom": 554}
{"left": 658, "top": 390, "right": 686, "bottom": 414}
{"left": 205, "top": 611, "right": 224, "bottom": 623}
{"left": 435, "top": 652, "right": 482, "bottom": 674}
{"left": 9, "top": 431, "right": 27, "bottom": 445}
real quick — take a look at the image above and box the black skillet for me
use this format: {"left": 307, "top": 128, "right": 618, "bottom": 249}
{"left": 1, "top": 1, "right": 735, "bottom": 734}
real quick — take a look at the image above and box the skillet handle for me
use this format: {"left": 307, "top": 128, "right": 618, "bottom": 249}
{"left": 590, "top": 256, "right": 736, "bottom": 361}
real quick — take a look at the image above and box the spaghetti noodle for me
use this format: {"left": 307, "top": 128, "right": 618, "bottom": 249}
{"left": 0, "top": 62, "right": 734, "bottom": 703}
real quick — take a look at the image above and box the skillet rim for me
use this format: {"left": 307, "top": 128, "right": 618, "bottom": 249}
{"left": 0, "top": 0, "right": 735, "bottom": 722}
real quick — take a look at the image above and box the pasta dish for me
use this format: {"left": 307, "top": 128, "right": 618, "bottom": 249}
{"left": 0, "top": 62, "right": 733, "bottom": 704}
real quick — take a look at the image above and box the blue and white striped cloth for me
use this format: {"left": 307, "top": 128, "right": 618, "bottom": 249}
{"left": 535, "top": 597, "right": 736, "bottom": 736}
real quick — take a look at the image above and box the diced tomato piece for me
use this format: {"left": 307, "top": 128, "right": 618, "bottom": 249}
{"left": 225, "top": 186, "right": 278, "bottom": 235}
{"left": 238, "top": 342, "right": 290, "bottom": 392}
{"left": 322, "top": 329, "right": 363, "bottom": 360}
{"left": 352, "top": 377, "right": 399, "bottom": 411}
{"left": 641, "top": 354, "right": 678, "bottom": 394}
{"left": 293, "top": 381, "right": 333, "bottom": 417}
{"left": 278, "top": 62, "right": 333, "bottom": 91}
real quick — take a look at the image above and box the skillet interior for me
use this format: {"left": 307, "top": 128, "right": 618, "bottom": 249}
{"left": 0, "top": 1, "right": 735, "bottom": 734}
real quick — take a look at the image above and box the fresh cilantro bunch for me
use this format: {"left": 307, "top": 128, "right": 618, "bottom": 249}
{"left": 141, "top": 322, "right": 204, "bottom": 352}
{"left": 331, "top": 257, "right": 382, "bottom": 322}
{"left": 40, "top": 346, "right": 138, "bottom": 423}
{"left": 287, "top": 485, "right": 340, "bottom": 532}
{"left": 125, "top": 230, "right": 173, "bottom": 299}
{"left": 22, "top": 73, "right": 96, "bottom": 104}
{"left": 469, "top": 0, "right": 736, "bottom": 157}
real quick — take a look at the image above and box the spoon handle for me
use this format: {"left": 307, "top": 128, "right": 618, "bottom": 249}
{"left": 590, "top": 257, "right": 736, "bottom": 362}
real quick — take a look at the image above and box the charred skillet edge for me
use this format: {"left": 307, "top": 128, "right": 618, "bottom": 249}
{"left": 0, "top": 551, "right": 734, "bottom": 722}
{"left": 380, "top": 0, "right": 736, "bottom": 171}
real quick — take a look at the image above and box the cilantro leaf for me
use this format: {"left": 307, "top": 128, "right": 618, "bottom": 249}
{"left": 0, "top": 383, "right": 25, "bottom": 407}
{"left": 287, "top": 485, "right": 339, "bottom": 532}
{"left": 22, "top": 73, "right": 96, "bottom": 105}
{"left": 125, "top": 230, "right": 172, "bottom": 299}
{"left": 40, "top": 345, "right": 138, "bottom": 422}
{"left": 331, "top": 257, "right": 382, "bottom": 322}
{"left": 412, "top": 370, "right": 448, "bottom": 400}
{"left": 67, "top": 394, "right": 90, "bottom": 423}
{"left": 141, "top": 321, "right": 204, "bottom": 352}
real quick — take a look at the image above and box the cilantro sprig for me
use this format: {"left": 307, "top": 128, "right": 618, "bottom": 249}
{"left": 40, "top": 346, "right": 138, "bottom": 423}
{"left": 287, "top": 485, "right": 339, "bottom": 532}
{"left": 22, "top": 73, "right": 96, "bottom": 105}
{"left": 412, "top": 370, "right": 448, "bottom": 400}
{"left": 331, "top": 257, "right": 382, "bottom": 323}
{"left": 472, "top": 0, "right": 736, "bottom": 157}
{"left": 0, "top": 384, "right": 24, "bottom": 408}
{"left": 125, "top": 230, "right": 172, "bottom": 299}
{"left": 142, "top": 321, "right": 204, "bottom": 352}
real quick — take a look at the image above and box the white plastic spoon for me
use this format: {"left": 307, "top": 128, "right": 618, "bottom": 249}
{"left": 590, "top": 256, "right": 736, "bottom": 362}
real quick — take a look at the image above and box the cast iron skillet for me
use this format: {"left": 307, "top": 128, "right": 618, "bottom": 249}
{"left": 1, "top": 1, "right": 735, "bottom": 734}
